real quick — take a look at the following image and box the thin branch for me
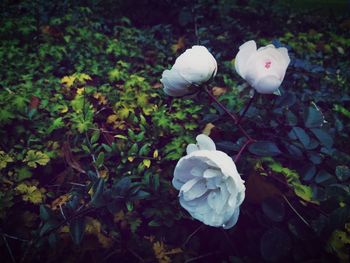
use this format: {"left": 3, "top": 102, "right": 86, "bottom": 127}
{"left": 237, "top": 90, "right": 256, "bottom": 124}
{"left": 185, "top": 252, "right": 218, "bottom": 263}
{"left": 182, "top": 224, "right": 204, "bottom": 247}
{"left": 2, "top": 234, "right": 16, "bottom": 263}
{"left": 2, "top": 233, "right": 28, "bottom": 242}
{"left": 204, "top": 87, "right": 253, "bottom": 141}
{"left": 234, "top": 139, "right": 254, "bottom": 163}
{"left": 282, "top": 194, "right": 311, "bottom": 228}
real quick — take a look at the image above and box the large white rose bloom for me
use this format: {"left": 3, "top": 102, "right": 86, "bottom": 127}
{"left": 235, "top": 40, "right": 290, "bottom": 94}
{"left": 173, "top": 134, "right": 245, "bottom": 229}
{"left": 161, "top": 46, "right": 217, "bottom": 97}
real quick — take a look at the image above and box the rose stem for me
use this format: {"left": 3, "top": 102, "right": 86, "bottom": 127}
{"left": 204, "top": 86, "right": 253, "bottom": 140}
{"left": 234, "top": 138, "right": 254, "bottom": 163}
{"left": 237, "top": 90, "right": 256, "bottom": 124}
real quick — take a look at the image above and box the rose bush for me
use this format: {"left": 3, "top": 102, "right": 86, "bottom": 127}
{"left": 235, "top": 40, "right": 290, "bottom": 94}
{"left": 161, "top": 46, "right": 217, "bottom": 97}
{"left": 172, "top": 134, "right": 245, "bottom": 229}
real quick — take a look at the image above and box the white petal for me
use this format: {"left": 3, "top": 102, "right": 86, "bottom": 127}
{"left": 173, "top": 46, "right": 217, "bottom": 84}
{"left": 235, "top": 40, "right": 257, "bottom": 78}
{"left": 253, "top": 75, "right": 282, "bottom": 94}
{"left": 180, "top": 177, "right": 201, "bottom": 193}
{"left": 196, "top": 134, "right": 216, "bottom": 151}
{"left": 223, "top": 208, "right": 240, "bottom": 229}
{"left": 277, "top": 47, "right": 291, "bottom": 69}
{"left": 203, "top": 168, "right": 221, "bottom": 178}
{"left": 186, "top": 143, "right": 199, "bottom": 154}
{"left": 161, "top": 69, "right": 191, "bottom": 97}
{"left": 182, "top": 179, "right": 207, "bottom": 201}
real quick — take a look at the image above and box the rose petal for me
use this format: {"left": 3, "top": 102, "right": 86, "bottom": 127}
{"left": 173, "top": 46, "right": 217, "bottom": 84}
{"left": 161, "top": 69, "right": 191, "bottom": 97}
{"left": 203, "top": 168, "right": 221, "bottom": 178}
{"left": 235, "top": 40, "right": 257, "bottom": 77}
{"left": 186, "top": 143, "right": 199, "bottom": 154}
{"left": 253, "top": 75, "right": 282, "bottom": 94}
{"left": 196, "top": 134, "right": 216, "bottom": 151}
{"left": 182, "top": 179, "right": 207, "bottom": 201}
{"left": 223, "top": 208, "right": 240, "bottom": 229}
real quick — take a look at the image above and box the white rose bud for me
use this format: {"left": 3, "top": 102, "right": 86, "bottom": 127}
{"left": 173, "top": 134, "right": 245, "bottom": 229}
{"left": 161, "top": 46, "right": 217, "bottom": 97}
{"left": 235, "top": 40, "right": 290, "bottom": 94}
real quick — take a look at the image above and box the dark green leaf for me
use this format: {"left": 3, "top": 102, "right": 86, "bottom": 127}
{"left": 91, "top": 178, "right": 105, "bottom": 206}
{"left": 261, "top": 197, "right": 285, "bottom": 222}
{"left": 248, "top": 141, "right": 282, "bottom": 156}
{"left": 260, "top": 227, "right": 291, "bottom": 262}
{"left": 310, "top": 128, "right": 333, "bottom": 148}
{"left": 315, "top": 170, "right": 334, "bottom": 184}
{"left": 113, "top": 177, "right": 131, "bottom": 196}
{"left": 275, "top": 92, "right": 296, "bottom": 108}
{"left": 304, "top": 105, "right": 324, "bottom": 128}
{"left": 291, "top": 127, "right": 310, "bottom": 148}
{"left": 40, "top": 205, "right": 52, "bottom": 221}
{"left": 69, "top": 217, "right": 86, "bottom": 245}
{"left": 335, "top": 165, "right": 350, "bottom": 181}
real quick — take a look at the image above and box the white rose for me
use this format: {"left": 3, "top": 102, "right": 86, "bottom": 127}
{"left": 161, "top": 46, "right": 217, "bottom": 97}
{"left": 173, "top": 134, "right": 245, "bottom": 229}
{"left": 235, "top": 40, "right": 290, "bottom": 94}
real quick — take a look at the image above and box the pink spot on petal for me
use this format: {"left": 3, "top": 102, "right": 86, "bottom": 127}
{"left": 264, "top": 61, "right": 272, "bottom": 69}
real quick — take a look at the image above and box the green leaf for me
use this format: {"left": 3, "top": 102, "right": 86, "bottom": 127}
{"left": 47, "top": 117, "right": 64, "bottom": 134}
{"left": 95, "top": 152, "right": 105, "bottom": 168}
{"left": 304, "top": 105, "right": 324, "bottom": 128}
{"left": 70, "top": 217, "right": 86, "bottom": 245}
{"left": 260, "top": 227, "right": 291, "bottom": 262}
{"left": 261, "top": 197, "right": 285, "bottom": 222}
{"left": 91, "top": 130, "right": 100, "bottom": 144}
{"left": 249, "top": 141, "right": 282, "bottom": 156}
{"left": 16, "top": 167, "right": 32, "bottom": 181}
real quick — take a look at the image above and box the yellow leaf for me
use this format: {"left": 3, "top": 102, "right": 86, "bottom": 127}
{"left": 212, "top": 86, "right": 228, "bottom": 97}
{"left": 23, "top": 150, "right": 50, "bottom": 168}
{"left": 15, "top": 183, "right": 44, "bottom": 204}
{"left": 76, "top": 87, "right": 85, "bottom": 95}
{"left": 0, "top": 150, "right": 13, "bottom": 170}
{"left": 143, "top": 159, "right": 151, "bottom": 168}
{"left": 171, "top": 36, "right": 186, "bottom": 53}
{"left": 60, "top": 105, "right": 69, "bottom": 113}
{"left": 61, "top": 76, "right": 76, "bottom": 88}
{"left": 128, "top": 156, "right": 135, "bottom": 162}
{"left": 107, "top": 114, "right": 118, "bottom": 124}
{"left": 153, "top": 150, "right": 159, "bottom": 158}
{"left": 85, "top": 217, "right": 112, "bottom": 248}
{"left": 202, "top": 123, "right": 215, "bottom": 136}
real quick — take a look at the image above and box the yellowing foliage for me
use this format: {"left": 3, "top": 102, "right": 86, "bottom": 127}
{"left": 0, "top": 150, "right": 13, "bottom": 170}
{"left": 16, "top": 183, "right": 45, "bottom": 204}
{"left": 23, "top": 150, "right": 50, "bottom": 168}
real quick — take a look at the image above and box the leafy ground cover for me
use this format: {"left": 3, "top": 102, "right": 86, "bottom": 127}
{"left": 0, "top": 0, "right": 349, "bottom": 262}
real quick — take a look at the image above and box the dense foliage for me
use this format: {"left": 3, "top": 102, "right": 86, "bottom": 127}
{"left": 0, "top": 0, "right": 349, "bottom": 262}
